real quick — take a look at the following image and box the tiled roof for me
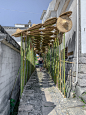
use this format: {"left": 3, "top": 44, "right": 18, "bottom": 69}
{"left": 0, "top": 25, "right": 20, "bottom": 50}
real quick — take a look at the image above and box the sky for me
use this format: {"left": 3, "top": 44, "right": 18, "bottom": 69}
{"left": 0, "top": 0, "right": 52, "bottom": 26}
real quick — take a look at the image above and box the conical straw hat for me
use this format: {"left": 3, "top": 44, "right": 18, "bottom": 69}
{"left": 28, "top": 23, "right": 42, "bottom": 31}
{"left": 56, "top": 15, "right": 72, "bottom": 33}
{"left": 12, "top": 28, "right": 22, "bottom": 36}
{"left": 60, "top": 11, "right": 72, "bottom": 17}
{"left": 43, "top": 17, "right": 57, "bottom": 27}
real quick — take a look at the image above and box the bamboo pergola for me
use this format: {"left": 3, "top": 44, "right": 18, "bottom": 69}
{"left": 12, "top": 11, "right": 73, "bottom": 97}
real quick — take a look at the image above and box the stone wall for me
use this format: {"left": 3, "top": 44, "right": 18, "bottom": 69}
{"left": 0, "top": 41, "right": 20, "bottom": 114}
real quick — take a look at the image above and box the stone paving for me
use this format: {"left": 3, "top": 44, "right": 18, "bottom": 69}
{"left": 18, "top": 68, "right": 86, "bottom": 115}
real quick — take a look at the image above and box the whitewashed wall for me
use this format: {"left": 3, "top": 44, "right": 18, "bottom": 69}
{"left": 0, "top": 42, "right": 21, "bottom": 115}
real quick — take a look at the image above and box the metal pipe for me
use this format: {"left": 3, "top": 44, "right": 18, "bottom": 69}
{"left": 74, "top": 0, "right": 79, "bottom": 85}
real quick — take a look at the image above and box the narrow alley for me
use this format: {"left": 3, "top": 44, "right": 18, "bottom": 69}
{"left": 0, "top": 0, "right": 86, "bottom": 115}
{"left": 18, "top": 68, "right": 86, "bottom": 115}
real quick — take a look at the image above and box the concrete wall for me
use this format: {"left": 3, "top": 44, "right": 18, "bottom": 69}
{"left": 0, "top": 41, "right": 21, "bottom": 115}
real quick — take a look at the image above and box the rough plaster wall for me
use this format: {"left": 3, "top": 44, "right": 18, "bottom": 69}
{"left": 0, "top": 42, "right": 21, "bottom": 115}
{"left": 50, "top": 11, "right": 57, "bottom": 18}
{"left": 57, "top": 0, "right": 66, "bottom": 17}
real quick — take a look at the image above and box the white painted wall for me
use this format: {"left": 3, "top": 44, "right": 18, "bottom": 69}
{"left": 81, "top": 0, "right": 86, "bottom": 53}
{"left": 42, "top": 0, "right": 56, "bottom": 23}
{"left": 0, "top": 42, "right": 21, "bottom": 115}
{"left": 15, "top": 24, "right": 25, "bottom": 27}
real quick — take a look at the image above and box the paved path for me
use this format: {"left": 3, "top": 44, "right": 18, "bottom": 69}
{"left": 18, "top": 68, "right": 86, "bottom": 115}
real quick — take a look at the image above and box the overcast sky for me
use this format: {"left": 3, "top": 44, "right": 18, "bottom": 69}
{"left": 0, "top": 0, "right": 52, "bottom": 26}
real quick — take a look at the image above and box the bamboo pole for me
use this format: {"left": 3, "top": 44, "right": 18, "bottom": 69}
{"left": 24, "top": 37, "right": 26, "bottom": 86}
{"left": 54, "top": 38, "right": 56, "bottom": 84}
{"left": 25, "top": 36, "right": 27, "bottom": 84}
{"left": 58, "top": 39, "right": 59, "bottom": 88}
{"left": 26, "top": 36, "right": 29, "bottom": 82}
{"left": 64, "top": 33, "right": 66, "bottom": 97}
{"left": 20, "top": 33, "right": 23, "bottom": 96}
{"left": 62, "top": 37, "right": 63, "bottom": 94}
{"left": 60, "top": 40, "right": 61, "bottom": 90}
{"left": 27, "top": 36, "right": 30, "bottom": 80}
{"left": 53, "top": 41, "right": 54, "bottom": 80}
{"left": 23, "top": 38, "right": 25, "bottom": 90}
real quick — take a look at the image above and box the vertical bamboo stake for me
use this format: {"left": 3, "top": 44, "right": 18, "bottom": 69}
{"left": 50, "top": 46, "right": 51, "bottom": 74}
{"left": 29, "top": 37, "right": 31, "bottom": 76}
{"left": 64, "top": 33, "right": 65, "bottom": 97}
{"left": 20, "top": 33, "right": 23, "bottom": 96}
{"left": 22, "top": 38, "right": 24, "bottom": 91}
{"left": 62, "top": 36, "right": 63, "bottom": 94}
{"left": 26, "top": 36, "right": 28, "bottom": 82}
{"left": 58, "top": 39, "right": 59, "bottom": 88}
{"left": 28, "top": 36, "right": 30, "bottom": 80}
{"left": 55, "top": 38, "right": 56, "bottom": 84}
{"left": 60, "top": 39, "right": 61, "bottom": 90}
{"left": 53, "top": 41, "right": 54, "bottom": 80}
{"left": 25, "top": 36, "right": 27, "bottom": 84}
{"left": 56, "top": 38, "right": 58, "bottom": 86}
{"left": 24, "top": 37, "right": 26, "bottom": 86}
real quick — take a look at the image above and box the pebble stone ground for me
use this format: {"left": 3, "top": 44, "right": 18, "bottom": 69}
{"left": 18, "top": 68, "right": 86, "bottom": 115}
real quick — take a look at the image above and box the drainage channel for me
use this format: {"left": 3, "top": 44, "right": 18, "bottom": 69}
{"left": 10, "top": 93, "right": 20, "bottom": 115}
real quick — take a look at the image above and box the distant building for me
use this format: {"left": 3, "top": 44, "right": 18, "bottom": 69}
{"left": 15, "top": 20, "right": 32, "bottom": 28}
{"left": 3, "top": 20, "right": 32, "bottom": 45}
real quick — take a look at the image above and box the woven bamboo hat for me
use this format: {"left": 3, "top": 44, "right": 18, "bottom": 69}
{"left": 12, "top": 28, "right": 22, "bottom": 37}
{"left": 28, "top": 23, "right": 42, "bottom": 31}
{"left": 43, "top": 17, "right": 57, "bottom": 27}
{"left": 57, "top": 15, "right": 72, "bottom": 33}
{"left": 59, "top": 11, "right": 72, "bottom": 17}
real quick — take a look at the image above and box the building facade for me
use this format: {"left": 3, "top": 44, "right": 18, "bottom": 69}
{"left": 41, "top": 0, "right": 86, "bottom": 100}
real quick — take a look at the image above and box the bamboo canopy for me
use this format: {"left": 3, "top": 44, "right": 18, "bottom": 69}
{"left": 12, "top": 11, "right": 72, "bottom": 54}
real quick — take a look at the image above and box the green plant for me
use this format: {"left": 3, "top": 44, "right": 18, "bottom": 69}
{"left": 73, "top": 93, "right": 76, "bottom": 98}
{"left": 82, "top": 92, "right": 86, "bottom": 96}
{"left": 82, "top": 105, "right": 85, "bottom": 108}
{"left": 10, "top": 99, "right": 16, "bottom": 114}
{"left": 81, "top": 98, "right": 86, "bottom": 104}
